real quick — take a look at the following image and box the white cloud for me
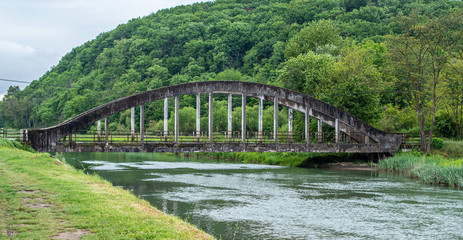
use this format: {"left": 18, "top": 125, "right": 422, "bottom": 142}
{"left": 0, "top": 40, "right": 36, "bottom": 55}
{"left": 0, "top": 0, "right": 210, "bottom": 95}
{"left": 0, "top": 94, "right": 5, "bottom": 101}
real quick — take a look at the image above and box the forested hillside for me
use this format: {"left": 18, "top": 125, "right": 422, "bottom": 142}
{"left": 1, "top": 0, "right": 462, "bottom": 150}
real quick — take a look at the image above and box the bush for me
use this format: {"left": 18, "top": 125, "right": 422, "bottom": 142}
{"left": 431, "top": 138, "right": 444, "bottom": 150}
{"left": 435, "top": 113, "right": 456, "bottom": 138}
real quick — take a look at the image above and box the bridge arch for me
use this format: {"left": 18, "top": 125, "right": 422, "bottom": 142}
{"left": 28, "top": 81, "right": 401, "bottom": 153}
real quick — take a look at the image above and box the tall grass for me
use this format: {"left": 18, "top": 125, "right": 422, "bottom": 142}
{"left": 0, "top": 138, "right": 35, "bottom": 152}
{"left": 379, "top": 153, "right": 463, "bottom": 188}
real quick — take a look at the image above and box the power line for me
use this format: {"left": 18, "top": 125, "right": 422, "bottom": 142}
{"left": 0, "top": 78, "right": 32, "bottom": 84}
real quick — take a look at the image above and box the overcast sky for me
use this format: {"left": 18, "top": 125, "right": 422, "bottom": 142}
{"left": 0, "top": 0, "right": 209, "bottom": 100}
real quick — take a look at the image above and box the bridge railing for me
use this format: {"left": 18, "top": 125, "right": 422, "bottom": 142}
{"left": 0, "top": 129, "right": 22, "bottom": 141}
{"left": 60, "top": 130, "right": 374, "bottom": 146}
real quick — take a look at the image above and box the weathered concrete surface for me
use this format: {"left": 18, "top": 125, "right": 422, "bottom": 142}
{"left": 56, "top": 143, "right": 383, "bottom": 154}
{"left": 28, "top": 81, "right": 402, "bottom": 154}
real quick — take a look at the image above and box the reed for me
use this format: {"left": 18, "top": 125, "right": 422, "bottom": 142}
{"left": 379, "top": 153, "right": 463, "bottom": 188}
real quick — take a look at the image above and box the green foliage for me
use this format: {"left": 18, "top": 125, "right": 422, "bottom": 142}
{"left": 434, "top": 112, "right": 456, "bottom": 138}
{"left": 430, "top": 138, "right": 444, "bottom": 150}
{"left": 278, "top": 52, "right": 335, "bottom": 97}
{"left": 284, "top": 19, "right": 341, "bottom": 58}
{"left": 0, "top": 0, "right": 461, "bottom": 140}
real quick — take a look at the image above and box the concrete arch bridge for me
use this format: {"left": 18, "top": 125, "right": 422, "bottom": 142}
{"left": 28, "top": 81, "right": 402, "bottom": 154}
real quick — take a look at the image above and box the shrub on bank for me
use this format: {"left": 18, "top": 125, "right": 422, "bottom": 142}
{"left": 431, "top": 138, "right": 444, "bottom": 150}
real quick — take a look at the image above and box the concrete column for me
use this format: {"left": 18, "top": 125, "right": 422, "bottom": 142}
{"left": 164, "top": 97, "right": 168, "bottom": 141}
{"left": 105, "top": 117, "right": 108, "bottom": 145}
{"left": 228, "top": 94, "right": 232, "bottom": 143}
{"left": 305, "top": 107, "right": 310, "bottom": 145}
{"left": 175, "top": 96, "right": 179, "bottom": 144}
{"left": 97, "top": 120, "right": 101, "bottom": 142}
{"left": 258, "top": 96, "right": 263, "bottom": 143}
{"left": 196, "top": 93, "right": 201, "bottom": 142}
{"left": 365, "top": 135, "right": 370, "bottom": 145}
{"left": 131, "top": 107, "right": 135, "bottom": 141}
{"left": 335, "top": 118, "right": 339, "bottom": 146}
{"left": 209, "top": 92, "right": 213, "bottom": 144}
{"left": 274, "top": 96, "right": 278, "bottom": 144}
{"left": 318, "top": 119, "right": 322, "bottom": 143}
{"left": 288, "top": 108, "right": 293, "bottom": 143}
{"left": 140, "top": 104, "right": 144, "bottom": 147}
{"left": 242, "top": 94, "right": 246, "bottom": 144}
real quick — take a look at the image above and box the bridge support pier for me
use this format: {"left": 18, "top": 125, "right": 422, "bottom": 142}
{"left": 196, "top": 93, "right": 200, "bottom": 142}
{"left": 97, "top": 120, "right": 101, "bottom": 142}
{"left": 274, "top": 96, "right": 278, "bottom": 144}
{"left": 228, "top": 94, "right": 232, "bottom": 143}
{"left": 131, "top": 107, "right": 135, "bottom": 141}
{"left": 335, "top": 118, "right": 339, "bottom": 149}
{"left": 209, "top": 92, "right": 213, "bottom": 144}
{"left": 305, "top": 107, "right": 310, "bottom": 145}
{"left": 288, "top": 108, "right": 293, "bottom": 143}
{"left": 140, "top": 104, "right": 144, "bottom": 147}
{"left": 164, "top": 97, "right": 168, "bottom": 142}
{"left": 175, "top": 96, "right": 179, "bottom": 144}
{"left": 105, "top": 117, "right": 108, "bottom": 145}
{"left": 242, "top": 94, "right": 246, "bottom": 145}
{"left": 258, "top": 96, "right": 263, "bottom": 143}
{"left": 318, "top": 119, "right": 322, "bottom": 143}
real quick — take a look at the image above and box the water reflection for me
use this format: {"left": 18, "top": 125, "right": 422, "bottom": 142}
{"left": 65, "top": 152, "right": 463, "bottom": 240}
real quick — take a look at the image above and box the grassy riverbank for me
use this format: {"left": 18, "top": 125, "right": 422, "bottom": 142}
{"left": 0, "top": 140, "right": 213, "bottom": 239}
{"left": 379, "top": 152, "right": 463, "bottom": 188}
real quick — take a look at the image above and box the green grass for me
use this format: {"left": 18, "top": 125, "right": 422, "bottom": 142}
{"left": 0, "top": 140, "right": 213, "bottom": 239}
{"left": 378, "top": 153, "right": 463, "bottom": 189}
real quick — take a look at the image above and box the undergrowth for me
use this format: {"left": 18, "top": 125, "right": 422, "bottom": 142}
{"left": 379, "top": 153, "right": 463, "bottom": 189}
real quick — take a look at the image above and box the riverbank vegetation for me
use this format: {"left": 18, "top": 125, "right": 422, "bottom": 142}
{"left": 1, "top": 0, "right": 463, "bottom": 152}
{"left": 379, "top": 152, "right": 463, "bottom": 189}
{"left": 0, "top": 140, "right": 213, "bottom": 239}
{"left": 187, "top": 152, "right": 375, "bottom": 168}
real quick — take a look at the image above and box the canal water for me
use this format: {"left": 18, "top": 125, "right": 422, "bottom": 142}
{"left": 64, "top": 152, "right": 463, "bottom": 240}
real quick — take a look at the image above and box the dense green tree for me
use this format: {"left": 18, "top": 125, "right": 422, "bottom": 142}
{"left": 386, "top": 10, "right": 463, "bottom": 151}
{"left": 0, "top": 0, "right": 461, "bottom": 142}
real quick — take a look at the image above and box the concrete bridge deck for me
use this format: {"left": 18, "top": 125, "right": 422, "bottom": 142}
{"left": 27, "top": 81, "right": 402, "bottom": 154}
